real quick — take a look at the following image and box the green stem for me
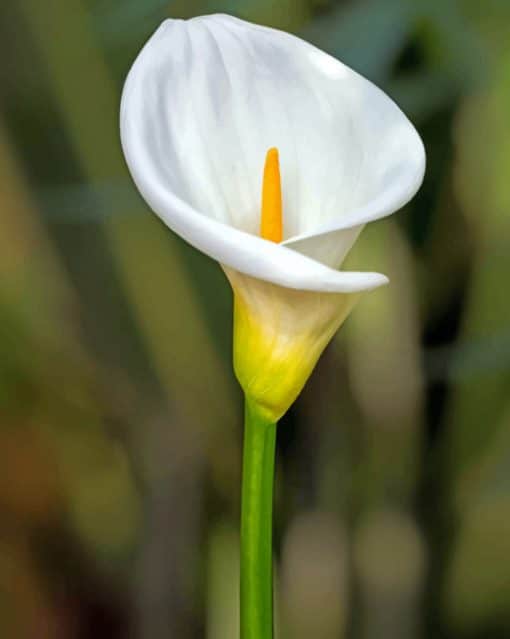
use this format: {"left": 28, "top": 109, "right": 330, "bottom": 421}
{"left": 240, "top": 397, "right": 277, "bottom": 639}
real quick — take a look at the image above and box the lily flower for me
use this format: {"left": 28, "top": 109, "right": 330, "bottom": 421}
{"left": 120, "top": 14, "right": 425, "bottom": 422}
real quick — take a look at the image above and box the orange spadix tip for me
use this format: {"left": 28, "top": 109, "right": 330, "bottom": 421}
{"left": 260, "top": 147, "right": 283, "bottom": 243}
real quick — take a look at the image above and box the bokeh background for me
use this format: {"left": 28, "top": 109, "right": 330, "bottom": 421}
{"left": 1, "top": 0, "right": 510, "bottom": 637}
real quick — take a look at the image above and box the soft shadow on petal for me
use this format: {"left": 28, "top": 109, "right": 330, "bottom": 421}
{"left": 283, "top": 224, "right": 364, "bottom": 268}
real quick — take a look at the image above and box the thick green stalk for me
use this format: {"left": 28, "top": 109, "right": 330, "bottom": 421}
{"left": 240, "top": 398, "right": 277, "bottom": 639}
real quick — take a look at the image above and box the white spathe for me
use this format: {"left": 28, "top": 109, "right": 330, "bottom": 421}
{"left": 120, "top": 14, "right": 426, "bottom": 419}
{"left": 120, "top": 13, "right": 425, "bottom": 293}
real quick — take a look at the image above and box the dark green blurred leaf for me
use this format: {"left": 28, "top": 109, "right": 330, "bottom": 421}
{"left": 388, "top": 71, "right": 458, "bottom": 122}
{"left": 420, "top": 0, "right": 487, "bottom": 90}
{"left": 302, "top": 0, "right": 417, "bottom": 82}
{"left": 39, "top": 179, "right": 143, "bottom": 222}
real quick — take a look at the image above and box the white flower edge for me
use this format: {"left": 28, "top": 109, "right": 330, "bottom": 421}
{"left": 120, "top": 14, "right": 425, "bottom": 294}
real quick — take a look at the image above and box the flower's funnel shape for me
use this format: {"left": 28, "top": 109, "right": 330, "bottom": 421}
{"left": 121, "top": 14, "right": 425, "bottom": 420}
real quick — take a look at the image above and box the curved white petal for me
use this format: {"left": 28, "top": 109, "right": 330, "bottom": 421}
{"left": 120, "top": 14, "right": 424, "bottom": 290}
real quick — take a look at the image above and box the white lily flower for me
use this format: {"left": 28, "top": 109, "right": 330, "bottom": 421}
{"left": 120, "top": 14, "right": 425, "bottom": 421}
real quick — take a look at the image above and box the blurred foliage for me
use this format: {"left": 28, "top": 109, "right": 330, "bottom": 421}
{"left": 1, "top": 0, "right": 510, "bottom": 638}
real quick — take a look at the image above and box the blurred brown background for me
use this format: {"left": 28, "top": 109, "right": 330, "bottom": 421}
{"left": 1, "top": 0, "right": 509, "bottom": 637}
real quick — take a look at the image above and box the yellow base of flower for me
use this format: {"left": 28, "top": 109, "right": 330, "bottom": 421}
{"left": 226, "top": 268, "right": 359, "bottom": 422}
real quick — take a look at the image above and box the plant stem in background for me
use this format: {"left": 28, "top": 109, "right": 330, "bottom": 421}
{"left": 240, "top": 398, "right": 277, "bottom": 639}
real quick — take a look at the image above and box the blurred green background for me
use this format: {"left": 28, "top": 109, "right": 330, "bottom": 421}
{"left": 1, "top": 0, "right": 510, "bottom": 637}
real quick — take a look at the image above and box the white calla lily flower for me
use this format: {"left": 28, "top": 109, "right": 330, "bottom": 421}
{"left": 120, "top": 13, "right": 425, "bottom": 420}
